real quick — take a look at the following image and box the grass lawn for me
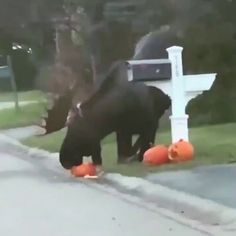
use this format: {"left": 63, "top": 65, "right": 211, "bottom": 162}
{"left": 0, "top": 102, "right": 46, "bottom": 129}
{"left": 0, "top": 90, "right": 45, "bottom": 102}
{"left": 22, "top": 123, "right": 236, "bottom": 177}
{"left": 0, "top": 90, "right": 47, "bottom": 129}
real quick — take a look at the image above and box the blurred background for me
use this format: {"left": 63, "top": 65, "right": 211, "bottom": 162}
{"left": 0, "top": 0, "right": 235, "bottom": 126}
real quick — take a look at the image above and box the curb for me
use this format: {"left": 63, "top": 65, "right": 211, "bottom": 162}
{"left": 102, "top": 173, "right": 236, "bottom": 227}
{"left": 1, "top": 133, "right": 236, "bottom": 231}
{"left": 0, "top": 134, "right": 62, "bottom": 174}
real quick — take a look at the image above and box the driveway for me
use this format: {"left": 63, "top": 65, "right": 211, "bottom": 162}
{"left": 147, "top": 164, "right": 236, "bottom": 209}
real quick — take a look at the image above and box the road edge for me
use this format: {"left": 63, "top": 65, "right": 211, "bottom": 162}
{"left": 1, "top": 133, "right": 236, "bottom": 232}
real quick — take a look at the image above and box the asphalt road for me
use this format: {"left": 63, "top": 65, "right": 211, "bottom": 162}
{"left": 147, "top": 164, "right": 236, "bottom": 209}
{"left": 0, "top": 151, "right": 209, "bottom": 236}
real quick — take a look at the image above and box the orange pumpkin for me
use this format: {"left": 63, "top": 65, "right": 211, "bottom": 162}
{"left": 168, "top": 139, "right": 194, "bottom": 162}
{"left": 71, "top": 163, "right": 97, "bottom": 177}
{"left": 143, "top": 145, "right": 169, "bottom": 165}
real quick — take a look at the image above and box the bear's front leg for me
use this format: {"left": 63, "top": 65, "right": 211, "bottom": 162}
{"left": 91, "top": 142, "right": 104, "bottom": 177}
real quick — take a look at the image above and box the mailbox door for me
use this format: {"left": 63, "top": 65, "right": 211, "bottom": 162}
{"left": 132, "top": 63, "right": 171, "bottom": 81}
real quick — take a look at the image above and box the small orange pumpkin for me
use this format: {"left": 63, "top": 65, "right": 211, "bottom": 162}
{"left": 168, "top": 139, "right": 194, "bottom": 162}
{"left": 143, "top": 145, "right": 169, "bottom": 166}
{"left": 71, "top": 163, "right": 97, "bottom": 177}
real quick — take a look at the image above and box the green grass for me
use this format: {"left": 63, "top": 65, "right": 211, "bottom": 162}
{"left": 0, "top": 90, "right": 47, "bottom": 129}
{"left": 0, "top": 102, "right": 46, "bottom": 129}
{"left": 22, "top": 123, "right": 236, "bottom": 177}
{"left": 0, "top": 90, "right": 45, "bottom": 102}
{"left": 22, "top": 129, "right": 66, "bottom": 151}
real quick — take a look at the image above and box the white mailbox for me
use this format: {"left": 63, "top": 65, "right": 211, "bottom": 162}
{"left": 127, "top": 46, "right": 217, "bottom": 143}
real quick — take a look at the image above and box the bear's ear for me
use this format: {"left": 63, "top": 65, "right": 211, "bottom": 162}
{"left": 39, "top": 88, "right": 74, "bottom": 135}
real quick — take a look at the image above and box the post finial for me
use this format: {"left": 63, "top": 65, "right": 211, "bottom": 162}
{"left": 166, "top": 46, "right": 183, "bottom": 53}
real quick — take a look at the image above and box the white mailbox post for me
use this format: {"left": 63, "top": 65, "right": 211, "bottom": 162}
{"left": 127, "top": 46, "right": 217, "bottom": 143}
